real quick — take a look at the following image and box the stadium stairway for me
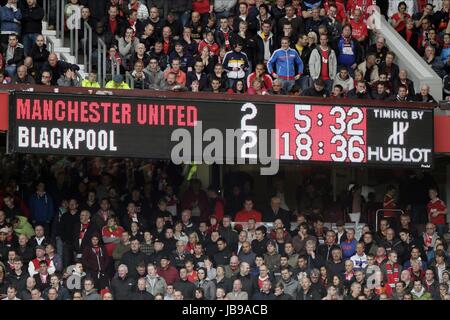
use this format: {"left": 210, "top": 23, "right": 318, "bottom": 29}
{"left": 42, "top": 21, "right": 87, "bottom": 80}
{"left": 377, "top": 14, "right": 443, "bottom": 101}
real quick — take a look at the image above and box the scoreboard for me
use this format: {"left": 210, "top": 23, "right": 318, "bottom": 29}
{"left": 8, "top": 92, "right": 433, "bottom": 169}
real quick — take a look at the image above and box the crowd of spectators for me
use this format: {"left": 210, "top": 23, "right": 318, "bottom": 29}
{"left": 0, "top": 154, "right": 449, "bottom": 300}
{"left": 0, "top": 0, "right": 449, "bottom": 100}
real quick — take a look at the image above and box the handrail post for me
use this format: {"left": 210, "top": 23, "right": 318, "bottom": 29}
{"left": 75, "top": 26, "right": 78, "bottom": 64}
{"left": 60, "top": 0, "right": 65, "bottom": 43}
{"left": 56, "top": 0, "right": 60, "bottom": 38}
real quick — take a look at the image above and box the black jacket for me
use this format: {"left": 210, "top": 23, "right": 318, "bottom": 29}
{"left": 6, "top": 271, "right": 28, "bottom": 292}
{"left": 80, "top": 0, "right": 109, "bottom": 22}
{"left": 318, "top": 244, "right": 341, "bottom": 262}
{"left": 120, "top": 250, "right": 148, "bottom": 279}
{"left": 232, "top": 274, "right": 257, "bottom": 297}
{"left": 174, "top": 279, "right": 196, "bottom": 300}
{"left": 253, "top": 32, "right": 276, "bottom": 64}
{"left": 251, "top": 237, "right": 269, "bottom": 256}
{"left": 34, "top": 273, "right": 51, "bottom": 292}
{"left": 296, "top": 288, "right": 322, "bottom": 300}
{"left": 30, "top": 43, "right": 49, "bottom": 72}
{"left": 132, "top": 289, "right": 155, "bottom": 300}
{"left": 2, "top": 45, "right": 25, "bottom": 66}
{"left": 347, "top": 89, "right": 372, "bottom": 100}
{"left": 14, "top": 244, "right": 34, "bottom": 265}
{"left": 326, "top": 260, "right": 345, "bottom": 278}
{"left": 213, "top": 248, "right": 232, "bottom": 266}
{"left": 262, "top": 207, "right": 291, "bottom": 227}
{"left": 73, "top": 223, "right": 99, "bottom": 255}
{"left": 58, "top": 211, "right": 80, "bottom": 244}
{"left": 252, "top": 291, "right": 276, "bottom": 300}
{"left": 21, "top": 5, "right": 44, "bottom": 34}
{"left": 414, "top": 93, "right": 436, "bottom": 103}
{"left": 42, "top": 60, "right": 80, "bottom": 85}
{"left": 110, "top": 275, "right": 136, "bottom": 300}
{"left": 218, "top": 226, "right": 238, "bottom": 250}
{"left": 302, "top": 87, "right": 330, "bottom": 97}
{"left": 186, "top": 71, "right": 208, "bottom": 91}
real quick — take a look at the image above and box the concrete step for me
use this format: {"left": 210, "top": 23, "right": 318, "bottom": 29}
{"left": 42, "top": 29, "right": 57, "bottom": 36}
{"left": 53, "top": 46, "right": 71, "bottom": 53}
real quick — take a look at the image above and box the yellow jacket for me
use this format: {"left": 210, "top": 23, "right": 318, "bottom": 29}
{"left": 81, "top": 79, "right": 101, "bottom": 88}
{"left": 105, "top": 81, "right": 130, "bottom": 89}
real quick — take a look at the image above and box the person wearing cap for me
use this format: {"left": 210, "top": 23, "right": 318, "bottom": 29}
{"left": 148, "top": 238, "right": 168, "bottom": 266}
{"left": 28, "top": 245, "right": 55, "bottom": 276}
{"left": 105, "top": 73, "right": 131, "bottom": 89}
{"left": 157, "top": 255, "right": 179, "bottom": 285}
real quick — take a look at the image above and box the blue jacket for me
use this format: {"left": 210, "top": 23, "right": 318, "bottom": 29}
{"left": 337, "top": 37, "right": 357, "bottom": 67}
{"left": 29, "top": 192, "right": 54, "bottom": 223}
{"left": 441, "top": 46, "right": 450, "bottom": 64}
{"left": 0, "top": 5, "right": 22, "bottom": 34}
{"left": 267, "top": 48, "right": 303, "bottom": 80}
{"left": 340, "top": 239, "right": 357, "bottom": 260}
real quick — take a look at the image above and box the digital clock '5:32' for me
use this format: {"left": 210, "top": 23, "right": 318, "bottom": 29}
{"left": 275, "top": 104, "right": 367, "bottom": 163}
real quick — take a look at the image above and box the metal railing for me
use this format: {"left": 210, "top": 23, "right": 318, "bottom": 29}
{"left": 46, "top": 36, "right": 55, "bottom": 53}
{"left": 83, "top": 21, "right": 93, "bottom": 74}
{"left": 125, "top": 72, "right": 134, "bottom": 89}
{"left": 111, "top": 56, "right": 121, "bottom": 79}
{"left": 43, "top": 0, "right": 50, "bottom": 24}
{"left": 97, "top": 38, "right": 107, "bottom": 87}
{"left": 56, "top": 0, "right": 65, "bottom": 41}
{"left": 375, "top": 209, "right": 405, "bottom": 232}
{"left": 69, "top": 16, "right": 79, "bottom": 64}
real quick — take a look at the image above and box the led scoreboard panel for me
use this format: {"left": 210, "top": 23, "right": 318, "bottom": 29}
{"left": 275, "top": 104, "right": 433, "bottom": 168}
{"left": 8, "top": 92, "right": 433, "bottom": 168}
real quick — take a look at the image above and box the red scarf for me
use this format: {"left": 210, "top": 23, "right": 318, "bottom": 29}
{"left": 424, "top": 233, "right": 433, "bottom": 247}
{"left": 80, "top": 223, "right": 89, "bottom": 239}
{"left": 386, "top": 262, "right": 399, "bottom": 287}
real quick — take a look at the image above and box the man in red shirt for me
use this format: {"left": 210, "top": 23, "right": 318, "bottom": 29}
{"left": 235, "top": 198, "right": 262, "bottom": 222}
{"left": 427, "top": 188, "right": 448, "bottom": 236}
{"left": 349, "top": 8, "right": 368, "bottom": 45}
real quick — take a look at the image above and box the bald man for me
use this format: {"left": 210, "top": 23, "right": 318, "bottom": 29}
{"left": 41, "top": 52, "right": 79, "bottom": 85}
